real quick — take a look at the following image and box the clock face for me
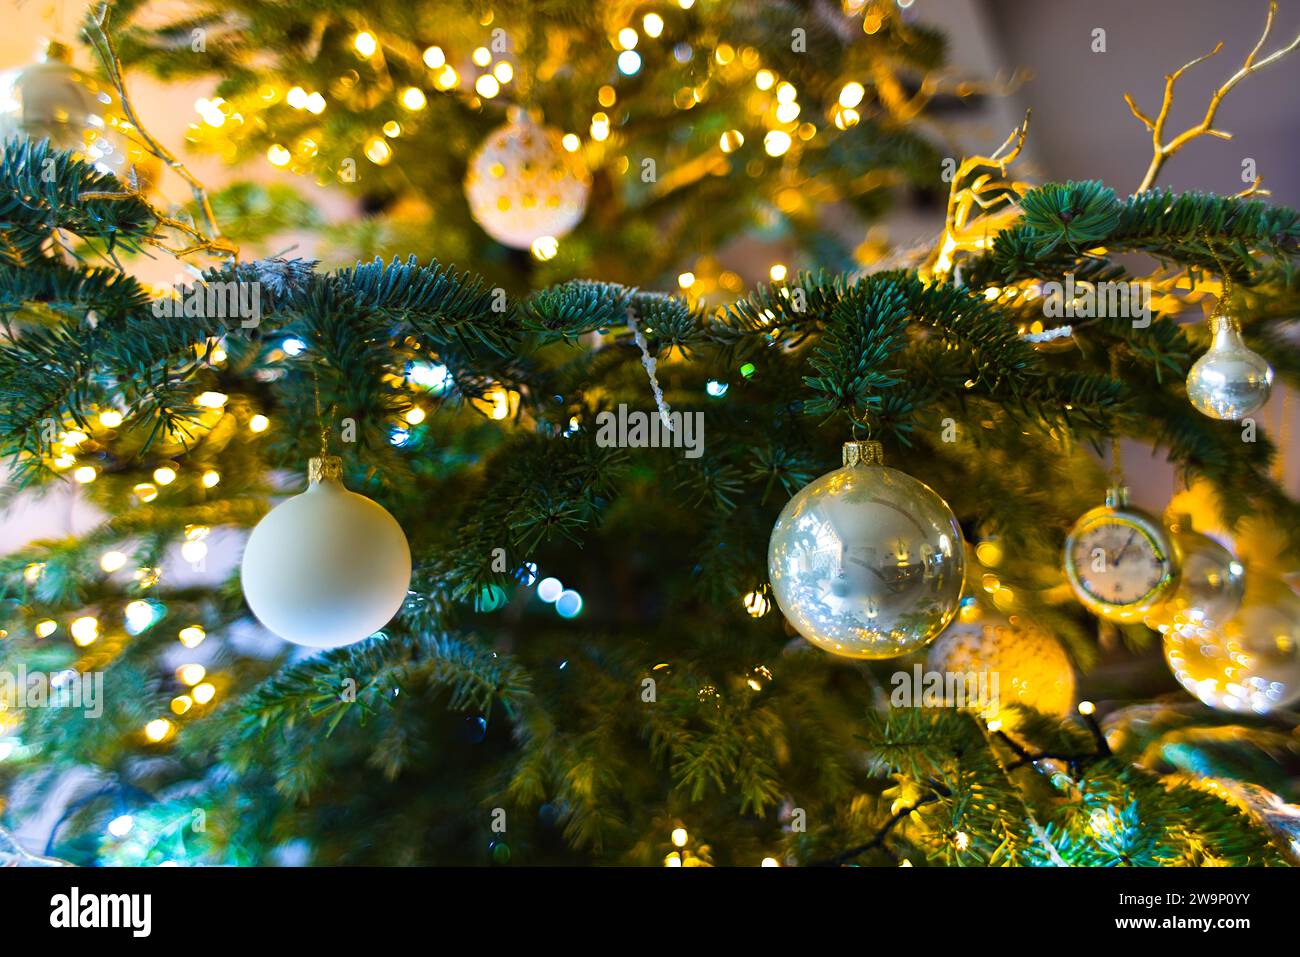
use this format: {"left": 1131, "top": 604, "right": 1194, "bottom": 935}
{"left": 1065, "top": 508, "right": 1175, "bottom": 619}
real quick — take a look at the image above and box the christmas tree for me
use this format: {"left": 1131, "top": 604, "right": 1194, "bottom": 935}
{"left": 0, "top": 0, "right": 1298, "bottom": 869}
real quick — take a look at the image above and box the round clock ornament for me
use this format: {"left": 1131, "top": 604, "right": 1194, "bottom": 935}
{"left": 767, "top": 440, "right": 965, "bottom": 659}
{"left": 1064, "top": 486, "right": 1178, "bottom": 623}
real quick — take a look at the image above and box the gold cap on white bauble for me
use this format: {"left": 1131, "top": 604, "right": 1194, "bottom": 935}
{"left": 241, "top": 459, "right": 412, "bottom": 648}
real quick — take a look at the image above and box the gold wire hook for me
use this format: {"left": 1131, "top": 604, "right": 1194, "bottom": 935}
{"left": 1199, "top": 227, "right": 1238, "bottom": 333}
{"left": 1108, "top": 349, "right": 1125, "bottom": 490}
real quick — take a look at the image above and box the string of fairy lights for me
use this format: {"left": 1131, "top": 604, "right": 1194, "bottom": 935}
{"left": 10, "top": 0, "right": 1219, "bottom": 866}
{"left": 183, "top": 0, "right": 912, "bottom": 282}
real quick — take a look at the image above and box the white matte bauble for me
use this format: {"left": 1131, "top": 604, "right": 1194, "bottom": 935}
{"left": 241, "top": 457, "right": 411, "bottom": 648}
{"left": 767, "top": 441, "right": 964, "bottom": 659}
{"left": 1186, "top": 316, "right": 1273, "bottom": 420}
{"left": 463, "top": 115, "right": 591, "bottom": 249}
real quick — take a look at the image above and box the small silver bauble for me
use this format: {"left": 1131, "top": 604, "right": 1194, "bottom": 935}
{"left": 767, "top": 440, "right": 965, "bottom": 659}
{"left": 1186, "top": 315, "right": 1273, "bottom": 420}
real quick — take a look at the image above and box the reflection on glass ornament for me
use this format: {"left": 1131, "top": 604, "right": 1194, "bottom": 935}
{"left": 925, "top": 611, "right": 1075, "bottom": 719}
{"left": 1146, "top": 515, "right": 1245, "bottom": 632}
{"left": 1185, "top": 314, "right": 1273, "bottom": 420}
{"left": 463, "top": 112, "right": 591, "bottom": 249}
{"left": 1162, "top": 575, "right": 1300, "bottom": 714}
{"left": 767, "top": 440, "right": 964, "bottom": 659}
{"left": 0, "top": 39, "right": 159, "bottom": 186}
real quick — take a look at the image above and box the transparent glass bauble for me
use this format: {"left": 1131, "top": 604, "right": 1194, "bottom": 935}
{"left": 1163, "top": 575, "right": 1300, "bottom": 714}
{"left": 1185, "top": 319, "right": 1273, "bottom": 420}
{"left": 1147, "top": 523, "right": 1246, "bottom": 632}
{"left": 767, "top": 443, "right": 964, "bottom": 659}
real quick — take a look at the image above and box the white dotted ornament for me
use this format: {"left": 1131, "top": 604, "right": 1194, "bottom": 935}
{"left": 464, "top": 115, "right": 591, "bottom": 249}
{"left": 926, "top": 614, "right": 1076, "bottom": 718}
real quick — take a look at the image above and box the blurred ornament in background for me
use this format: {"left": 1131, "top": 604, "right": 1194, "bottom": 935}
{"left": 463, "top": 113, "right": 591, "bottom": 249}
{"left": 767, "top": 440, "right": 964, "bottom": 659}
{"left": 1192, "top": 779, "right": 1300, "bottom": 865}
{"left": 1147, "top": 515, "right": 1245, "bottom": 631}
{"left": 0, "top": 824, "right": 70, "bottom": 866}
{"left": 0, "top": 39, "right": 159, "bottom": 188}
{"left": 241, "top": 456, "right": 411, "bottom": 648}
{"left": 489, "top": 840, "right": 511, "bottom": 865}
{"left": 461, "top": 715, "right": 488, "bottom": 743}
{"left": 1186, "top": 312, "right": 1273, "bottom": 421}
{"left": 926, "top": 611, "right": 1076, "bottom": 719}
{"left": 1163, "top": 574, "right": 1300, "bottom": 714}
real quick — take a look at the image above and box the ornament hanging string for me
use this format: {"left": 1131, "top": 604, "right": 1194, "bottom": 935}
{"left": 1199, "top": 227, "right": 1238, "bottom": 336}
{"left": 311, "top": 365, "right": 336, "bottom": 458}
{"left": 1108, "top": 349, "right": 1125, "bottom": 489}
{"left": 626, "top": 305, "right": 673, "bottom": 432}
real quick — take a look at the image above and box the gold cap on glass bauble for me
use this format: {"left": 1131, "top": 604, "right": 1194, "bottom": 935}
{"left": 767, "top": 441, "right": 965, "bottom": 659}
{"left": 1186, "top": 315, "right": 1273, "bottom": 420}
{"left": 308, "top": 454, "right": 344, "bottom": 484}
